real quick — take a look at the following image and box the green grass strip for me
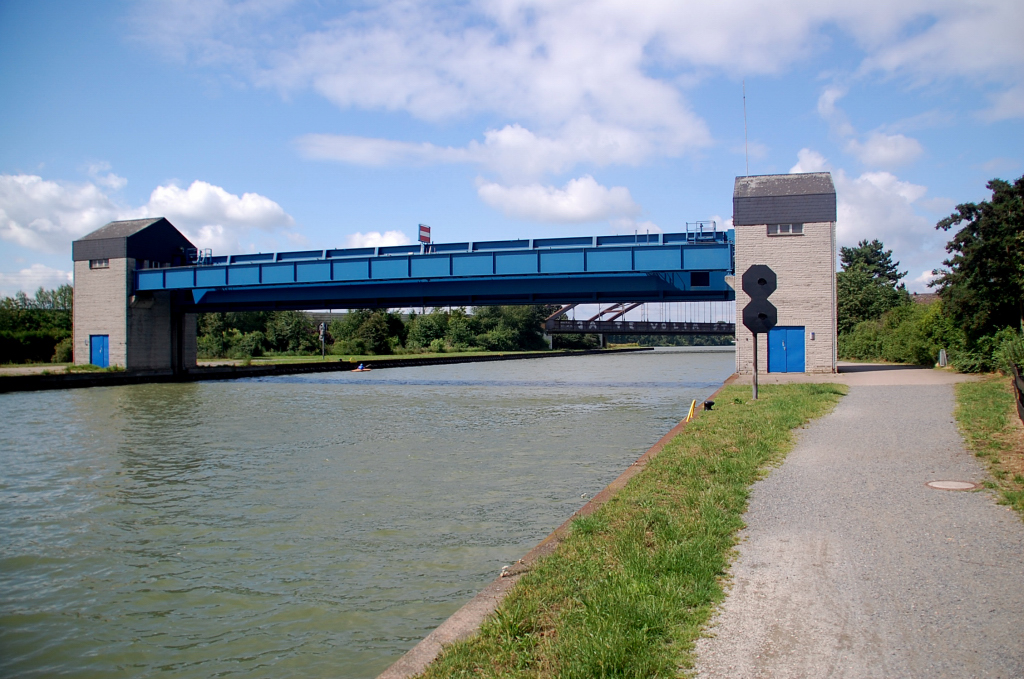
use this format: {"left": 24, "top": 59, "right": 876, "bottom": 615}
{"left": 419, "top": 382, "right": 847, "bottom": 678}
{"left": 955, "top": 377, "right": 1024, "bottom": 516}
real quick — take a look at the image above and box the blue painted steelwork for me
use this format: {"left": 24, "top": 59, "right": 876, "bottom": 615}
{"left": 136, "top": 230, "right": 735, "bottom": 311}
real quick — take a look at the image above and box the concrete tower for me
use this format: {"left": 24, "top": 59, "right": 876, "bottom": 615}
{"left": 72, "top": 218, "right": 198, "bottom": 373}
{"left": 733, "top": 173, "right": 837, "bottom": 374}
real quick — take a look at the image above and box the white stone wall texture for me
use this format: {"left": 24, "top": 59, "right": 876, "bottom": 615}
{"left": 73, "top": 259, "right": 129, "bottom": 368}
{"left": 734, "top": 221, "right": 837, "bottom": 374}
{"left": 74, "top": 258, "right": 197, "bottom": 371}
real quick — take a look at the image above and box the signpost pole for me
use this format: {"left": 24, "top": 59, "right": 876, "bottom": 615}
{"left": 752, "top": 332, "right": 758, "bottom": 400}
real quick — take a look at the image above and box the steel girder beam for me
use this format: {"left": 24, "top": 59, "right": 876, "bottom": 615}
{"left": 175, "top": 272, "right": 734, "bottom": 312}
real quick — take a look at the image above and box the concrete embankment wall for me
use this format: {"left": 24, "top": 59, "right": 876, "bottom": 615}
{"left": 0, "top": 348, "right": 652, "bottom": 394}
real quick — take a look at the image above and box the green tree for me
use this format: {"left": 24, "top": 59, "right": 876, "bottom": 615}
{"left": 474, "top": 305, "right": 551, "bottom": 351}
{"left": 328, "top": 309, "right": 406, "bottom": 354}
{"left": 444, "top": 308, "right": 476, "bottom": 348}
{"left": 932, "top": 176, "right": 1024, "bottom": 338}
{"left": 266, "top": 311, "right": 317, "bottom": 353}
{"left": 223, "top": 311, "right": 272, "bottom": 334}
{"left": 328, "top": 309, "right": 373, "bottom": 342}
{"left": 836, "top": 239, "right": 910, "bottom": 336}
{"left": 355, "top": 310, "right": 392, "bottom": 354}
{"left": 406, "top": 308, "right": 449, "bottom": 348}
{"left": 840, "top": 239, "right": 906, "bottom": 287}
{"left": 0, "top": 284, "right": 73, "bottom": 334}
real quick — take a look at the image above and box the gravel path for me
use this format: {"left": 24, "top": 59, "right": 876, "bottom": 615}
{"left": 694, "top": 378, "right": 1024, "bottom": 678}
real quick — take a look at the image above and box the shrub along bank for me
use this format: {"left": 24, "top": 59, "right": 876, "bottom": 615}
{"left": 840, "top": 300, "right": 1024, "bottom": 374}
{"left": 955, "top": 376, "right": 1024, "bottom": 517}
{"left": 837, "top": 176, "right": 1023, "bottom": 373}
{"left": 417, "top": 382, "right": 847, "bottom": 679}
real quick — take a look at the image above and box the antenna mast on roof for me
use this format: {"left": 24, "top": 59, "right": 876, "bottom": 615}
{"left": 743, "top": 80, "right": 749, "bottom": 176}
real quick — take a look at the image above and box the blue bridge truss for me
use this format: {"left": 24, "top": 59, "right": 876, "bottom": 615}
{"left": 136, "top": 230, "right": 736, "bottom": 312}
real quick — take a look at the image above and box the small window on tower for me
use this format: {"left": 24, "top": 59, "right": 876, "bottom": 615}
{"left": 89, "top": 259, "right": 109, "bottom": 269}
{"left": 767, "top": 223, "right": 803, "bottom": 236}
{"left": 690, "top": 271, "right": 710, "bottom": 287}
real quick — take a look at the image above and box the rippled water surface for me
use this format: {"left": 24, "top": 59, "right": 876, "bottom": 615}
{"left": 0, "top": 348, "right": 734, "bottom": 678}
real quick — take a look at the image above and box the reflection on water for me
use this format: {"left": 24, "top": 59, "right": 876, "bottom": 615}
{"left": 0, "top": 348, "right": 734, "bottom": 678}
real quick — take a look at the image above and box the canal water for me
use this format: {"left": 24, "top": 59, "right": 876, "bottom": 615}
{"left": 0, "top": 348, "right": 734, "bottom": 678}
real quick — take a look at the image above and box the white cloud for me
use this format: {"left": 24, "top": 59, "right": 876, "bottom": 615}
{"left": 150, "top": 0, "right": 1023, "bottom": 106}
{"left": 0, "top": 173, "right": 296, "bottom": 258}
{"left": 0, "top": 174, "right": 125, "bottom": 253}
{"left": 144, "top": 180, "right": 294, "bottom": 252}
{"left": 834, "top": 167, "right": 946, "bottom": 292}
{"left": 0, "top": 264, "right": 73, "bottom": 298}
{"left": 300, "top": 118, "right": 665, "bottom": 183}
{"left": 345, "top": 230, "right": 412, "bottom": 248}
{"left": 845, "top": 131, "right": 923, "bottom": 168}
{"left": 836, "top": 169, "right": 929, "bottom": 243}
{"left": 476, "top": 175, "right": 641, "bottom": 223}
{"left": 86, "top": 161, "right": 128, "bottom": 190}
{"left": 858, "top": 1, "right": 1024, "bottom": 119}
{"left": 136, "top": 0, "right": 1024, "bottom": 193}
{"left": 982, "top": 84, "right": 1024, "bottom": 122}
{"left": 816, "top": 86, "right": 856, "bottom": 138}
{"left": 146, "top": 180, "right": 292, "bottom": 231}
{"left": 710, "top": 214, "right": 734, "bottom": 231}
{"left": 789, "top": 148, "right": 830, "bottom": 174}
{"left": 911, "top": 270, "right": 940, "bottom": 288}
{"left": 816, "top": 87, "right": 924, "bottom": 169}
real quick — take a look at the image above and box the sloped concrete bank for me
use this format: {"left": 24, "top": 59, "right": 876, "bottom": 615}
{"left": 0, "top": 347, "right": 651, "bottom": 394}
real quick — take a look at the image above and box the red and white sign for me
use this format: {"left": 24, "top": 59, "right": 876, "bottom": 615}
{"left": 418, "top": 224, "right": 431, "bottom": 243}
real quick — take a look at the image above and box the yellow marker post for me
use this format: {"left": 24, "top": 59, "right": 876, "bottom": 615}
{"left": 686, "top": 399, "right": 697, "bottom": 422}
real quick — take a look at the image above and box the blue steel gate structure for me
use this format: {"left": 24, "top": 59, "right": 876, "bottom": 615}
{"left": 136, "top": 231, "right": 736, "bottom": 312}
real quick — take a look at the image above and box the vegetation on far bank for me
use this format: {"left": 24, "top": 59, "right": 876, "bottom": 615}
{"left": 0, "top": 285, "right": 73, "bottom": 364}
{"left": 417, "top": 382, "right": 847, "bottom": 679}
{"left": 955, "top": 376, "right": 1024, "bottom": 517}
{"left": 837, "top": 175, "right": 1022, "bottom": 373}
{"left": 195, "top": 305, "right": 592, "bottom": 360}
{"left": 199, "top": 348, "right": 592, "bottom": 366}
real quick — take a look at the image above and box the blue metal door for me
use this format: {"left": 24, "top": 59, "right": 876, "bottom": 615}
{"left": 768, "top": 326, "right": 805, "bottom": 373}
{"left": 90, "top": 335, "right": 109, "bottom": 368}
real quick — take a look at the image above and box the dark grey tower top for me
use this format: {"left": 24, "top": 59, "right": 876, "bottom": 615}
{"left": 72, "top": 218, "right": 196, "bottom": 265}
{"left": 733, "top": 172, "right": 836, "bottom": 226}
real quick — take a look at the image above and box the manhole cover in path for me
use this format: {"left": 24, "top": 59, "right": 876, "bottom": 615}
{"left": 926, "top": 480, "right": 979, "bottom": 491}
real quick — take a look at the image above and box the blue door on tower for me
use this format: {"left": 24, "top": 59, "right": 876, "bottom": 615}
{"left": 768, "top": 326, "right": 805, "bottom": 373}
{"left": 90, "top": 335, "right": 109, "bottom": 368}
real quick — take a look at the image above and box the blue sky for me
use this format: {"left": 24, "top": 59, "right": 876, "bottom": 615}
{"left": 1, "top": 0, "right": 1021, "bottom": 297}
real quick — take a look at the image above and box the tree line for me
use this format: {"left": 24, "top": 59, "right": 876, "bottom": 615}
{"left": 837, "top": 175, "right": 1023, "bottom": 373}
{"left": 196, "top": 305, "right": 568, "bottom": 359}
{"left": 0, "top": 284, "right": 74, "bottom": 363}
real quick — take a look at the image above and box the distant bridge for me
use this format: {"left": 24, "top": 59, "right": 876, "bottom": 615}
{"left": 135, "top": 228, "right": 735, "bottom": 312}
{"left": 545, "top": 319, "right": 736, "bottom": 335}
{"left": 543, "top": 301, "right": 735, "bottom": 336}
